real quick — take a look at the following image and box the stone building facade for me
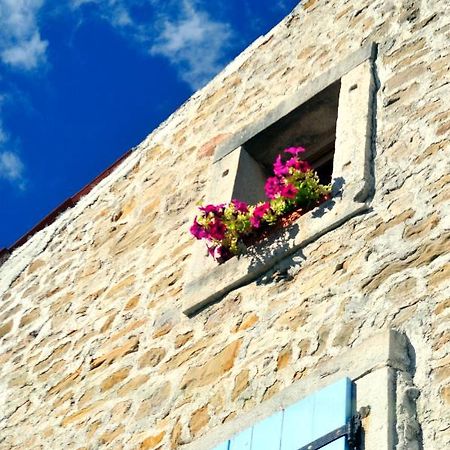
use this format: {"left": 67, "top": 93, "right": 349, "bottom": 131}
{"left": 0, "top": 0, "right": 449, "bottom": 449}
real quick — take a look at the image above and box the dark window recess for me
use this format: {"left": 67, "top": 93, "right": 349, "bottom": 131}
{"left": 240, "top": 80, "right": 341, "bottom": 203}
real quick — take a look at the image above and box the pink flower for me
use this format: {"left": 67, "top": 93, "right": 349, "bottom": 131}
{"left": 208, "top": 219, "right": 227, "bottom": 240}
{"left": 298, "top": 160, "right": 312, "bottom": 172}
{"left": 190, "top": 218, "right": 209, "bottom": 239}
{"left": 280, "top": 183, "right": 298, "bottom": 199}
{"left": 207, "top": 244, "right": 227, "bottom": 262}
{"left": 250, "top": 202, "right": 271, "bottom": 228}
{"left": 285, "top": 146, "right": 306, "bottom": 156}
{"left": 273, "top": 155, "right": 289, "bottom": 176}
{"left": 285, "top": 157, "right": 301, "bottom": 171}
{"left": 265, "top": 176, "right": 284, "bottom": 199}
{"left": 199, "top": 204, "right": 225, "bottom": 214}
{"left": 232, "top": 199, "right": 249, "bottom": 213}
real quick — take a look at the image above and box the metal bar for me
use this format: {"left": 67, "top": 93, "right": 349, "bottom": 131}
{"left": 296, "top": 413, "right": 361, "bottom": 450}
{"left": 296, "top": 424, "right": 348, "bottom": 450}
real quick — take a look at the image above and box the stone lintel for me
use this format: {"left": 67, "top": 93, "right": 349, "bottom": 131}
{"left": 213, "top": 42, "right": 377, "bottom": 164}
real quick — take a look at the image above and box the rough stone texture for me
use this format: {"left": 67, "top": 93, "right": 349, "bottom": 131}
{"left": 0, "top": 1, "right": 449, "bottom": 449}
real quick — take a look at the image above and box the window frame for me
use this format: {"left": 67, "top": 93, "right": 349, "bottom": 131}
{"left": 183, "top": 43, "right": 377, "bottom": 316}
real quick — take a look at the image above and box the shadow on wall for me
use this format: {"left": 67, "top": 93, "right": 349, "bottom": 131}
{"left": 246, "top": 176, "right": 346, "bottom": 285}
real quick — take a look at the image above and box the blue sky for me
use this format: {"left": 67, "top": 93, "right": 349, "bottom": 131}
{"left": 0, "top": 0, "right": 298, "bottom": 249}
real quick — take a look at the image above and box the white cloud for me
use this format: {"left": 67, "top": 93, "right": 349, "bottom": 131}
{"left": 0, "top": 150, "right": 24, "bottom": 182}
{"left": 150, "top": 1, "right": 233, "bottom": 89}
{"left": 0, "top": 0, "right": 48, "bottom": 70}
{"left": 0, "top": 97, "right": 26, "bottom": 189}
{"left": 71, "top": 0, "right": 234, "bottom": 90}
{"left": 70, "top": 0, "right": 133, "bottom": 27}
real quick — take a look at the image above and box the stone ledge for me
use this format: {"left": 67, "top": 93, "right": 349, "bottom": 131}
{"left": 181, "top": 329, "right": 409, "bottom": 450}
{"left": 183, "top": 195, "right": 369, "bottom": 316}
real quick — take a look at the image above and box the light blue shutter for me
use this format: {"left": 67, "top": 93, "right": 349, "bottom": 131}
{"left": 212, "top": 443, "right": 229, "bottom": 450}
{"left": 251, "top": 410, "right": 283, "bottom": 449}
{"left": 212, "top": 378, "right": 354, "bottom": 450}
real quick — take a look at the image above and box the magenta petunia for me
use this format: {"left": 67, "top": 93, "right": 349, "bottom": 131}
{"left": 280, "top": 183, "right": 298, "bottom": 199}
{"left": 250, "top": 202, "right": 271, "bottom": 228}
{"left": 232, "top": 199, "right": 249, "bottom": 213}
{"left": 265, "top": 176, "right": 284, "bottom": 199}
{"left": 199, "top": 204, "right": 225, "bottom": 214}
{"left": 298, "top": 160, "right": 312, "bottom": 172}
{"left": 207, "top": 244, "right": 227, "bottom": 261}
{"left": 285, "top": 157, "right": 301, "bottom": 171}
{"left": 285, "top": 146, "right": 306, "bottom": 156}
{"left": 208, "top": 219, "right": 227, "bottom": 240}
{"left": 189, "top": 218, "right": 209, "bottom": 239}
{"left": 273, "top": 154, "right": 289, "bottom": 176}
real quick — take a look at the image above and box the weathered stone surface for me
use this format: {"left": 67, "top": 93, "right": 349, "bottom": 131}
{"left": 100, "top": 367, "right": 131, "bottom": 391}
{"left": 124, "top": 295, "right": 140, "bottom": 310}
{"left": 0, "top": 320, "right": 13, "bottom": 338}
{"left": 175, "top": 331, "right": 194, "bottom": 348}
{"left": 275, "top": 304, "right": 310, "bottom": 331}
{"left": 99, "top": 425, "right": 125, "bottom": 444}
{"left": 0, "top": 1, "right": 448, "bottom": 449}
{"left": 47, "top": 367, "right": 82, "bottom": 398}
{"left": 61, "top": 400, "right": 106, "bottom": 426}
{"left": 277, "top": 344, "right": 292, "bottom": 370}
{"left": 232, "top": 370, "right": 249, "bottom": 401}
{"left": 90, "top": 336, "right": 139, "bottom": 369}
{"left": 139, "top": 432, "right": 165, "bottom": 449}
{"left": 181, "top": 340, "right": 241, "bottom": 390}
{"left": 189, "top": 406, "right": 210, "bottom": 436}
{"left": 117, "top": 374, "right": 150, "bottom": 396}
{"left": 19, "top": 308, "right": 40, "bottom": 328}
{"left": 170, "top": 420, "right": 183, "bottom": 449}
{"left": 138, "top": 348, "right": 166, "bottom": 368}
{"left": 135, "top": 382, "right": 172, "bottom": 419}
{"left": 427, "top": 263, "right": 450, "bottom": 290}
{"left": 233, "top": 313, "right": 259, "bottom": 332}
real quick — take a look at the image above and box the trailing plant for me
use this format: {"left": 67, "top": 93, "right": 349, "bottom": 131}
{"left": 190, "top": 146, "right": 331, "bottom": 263}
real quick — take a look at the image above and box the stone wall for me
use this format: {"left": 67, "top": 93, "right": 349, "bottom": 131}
{"left": 0, "top": 0, "right": 448, "bottom": 449}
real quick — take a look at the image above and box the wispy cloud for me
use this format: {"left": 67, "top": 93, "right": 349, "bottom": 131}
{"left": 0, "top": 122, "right": 26, "bottom": 190}
{"left": 0, "top": 150, "right": 25, "bottom": 183}
{"left": 0, "top": 93, "right": 26, "bottom": 189}
{"left": 150, "top": 1, "right": 234, "bottom": 89}
{"left": 0, "top": 0, "right": 47, "bottom": 190}
{"left": 0, "top": 0, "right": 48, "bottom": 70}
{"left": 71, "top": 0, "right": 235, "bottom": 90}
{"left": 70, "top": 0, "right": 133, "bottom": 27}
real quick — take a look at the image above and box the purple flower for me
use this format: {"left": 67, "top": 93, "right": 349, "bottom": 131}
{"left": 250, "top": 202, "right": 270, "bottom": 228}
{"left": 265, "top": 176, "right": 284, "bottom": 199}
{"left": 199, "top": 204, "right": 225, "bottom": 215}
{"left": 190, "top": 218, "right": 209, "bottom": 239}
{"left": 207, "top": 244, "right": 227, "bottom": 262}
{"left": 285, "top": 146, "right": 306, "bottom": 156}
{"left": 280, "top": 183, "right": 298, "bottom": 199}
{"left": 285, "top": 157, "right": 301, "bottom": 171}
{"left": 298, "top": 160, "right": 312, "bottom": 172}
{"left": 208, "top": 219, "right": 227, "bottom": 240}
{"left": 232, "top": 199, "right": 249, "bottom": 213}
{"left": 273, "top": 154, "right": 289, "bottom": 176}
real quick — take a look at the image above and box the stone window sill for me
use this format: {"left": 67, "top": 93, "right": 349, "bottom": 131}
{"left": 183, "top": 190, "right": 369, "bottom": 316}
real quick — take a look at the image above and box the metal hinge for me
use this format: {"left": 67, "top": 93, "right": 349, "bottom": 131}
{"left": 297, "top": 408, "right": 368, "bottom": 450}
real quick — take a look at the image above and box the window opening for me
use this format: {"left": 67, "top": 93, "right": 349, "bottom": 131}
{"left": 239, "top": 80, "right": 341, "bottom": 205}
